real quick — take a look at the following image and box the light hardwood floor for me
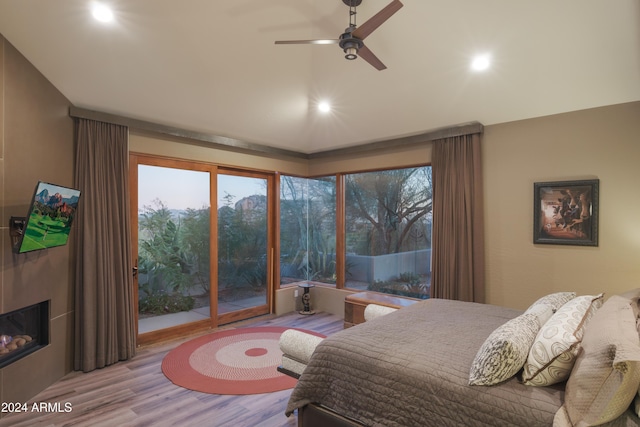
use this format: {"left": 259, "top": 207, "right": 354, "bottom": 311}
{"left": 0, "top": 311, "right": 343, "bottom": 427}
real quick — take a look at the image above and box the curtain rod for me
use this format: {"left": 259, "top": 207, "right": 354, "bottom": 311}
{"left": 69, "top": 106, "right": 483, "bottom": 160}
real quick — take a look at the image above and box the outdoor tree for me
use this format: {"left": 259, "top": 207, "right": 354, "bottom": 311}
{"left": 181, "top": 206, "right": 211, "bottom": 293}
{"left": 345, "top": 167, "right": 432, "bottom": 256}
{"left": 217, "top": 192, "right": 268, "bottom": 290}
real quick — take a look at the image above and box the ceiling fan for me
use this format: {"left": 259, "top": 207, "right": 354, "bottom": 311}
{"left": 275, "top": 0, "right": 404, "bottom": 71}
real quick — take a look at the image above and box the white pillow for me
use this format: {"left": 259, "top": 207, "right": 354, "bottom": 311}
{"left": 469, "top": 312, "right": 540, "bottom": 386}
{"left": 522, "top": 293, "right": 603, "bottom": 386}
{"left": 524, "top": 291, "right": 576, "bottom": 325}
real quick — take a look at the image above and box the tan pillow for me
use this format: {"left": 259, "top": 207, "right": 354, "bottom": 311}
{"left": 563, "top": 294, "right": 640, "bottom": 425}
{"left": 621, "top": 289, "right": 640, "bottom": 418}
{"left": 618, "top": 288, "right": 640, "bottom": 320}
{"left": 552, "top": 405, "right": 572, "bottom": 427}
{"left": 524, "top": 291, "right": 576, "bottom": 325}
{"left": 522, "top": 294, "right": 603, "bottom": 386}
{"left": 469, "top": 313, "right": 540, "bottom": 386}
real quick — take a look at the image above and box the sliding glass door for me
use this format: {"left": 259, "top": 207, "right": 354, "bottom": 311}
{"left": 131, "top": 155, "right": 273, "bottom": 344}
{"left": 132, "top": 157, "right": 214, "bottom": 343}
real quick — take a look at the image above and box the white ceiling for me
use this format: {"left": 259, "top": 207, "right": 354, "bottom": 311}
{"left": 0, "top": 0, "right": 638, "bottom": 154}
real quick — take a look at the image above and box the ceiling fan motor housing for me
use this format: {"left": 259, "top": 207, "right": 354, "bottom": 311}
{"left": 339, "top": 27, "right": 363, "bottom": 60}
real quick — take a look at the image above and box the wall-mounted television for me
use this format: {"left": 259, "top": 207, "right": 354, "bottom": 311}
{"left": 11, "top": 181, "right": 81, "bottom": 254}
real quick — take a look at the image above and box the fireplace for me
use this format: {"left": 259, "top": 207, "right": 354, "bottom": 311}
{"left": 0, "top": 301, "right": 49, "bottom": 369}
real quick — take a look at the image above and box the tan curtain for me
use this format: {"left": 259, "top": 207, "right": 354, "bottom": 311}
{"left": 74, "top": 118, "right": 136, "bottom": 372}
{"left": 430, "top": 133, "right": 485, "bottom": 302}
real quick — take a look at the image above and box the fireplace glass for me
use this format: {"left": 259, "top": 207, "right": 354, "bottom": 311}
{"left": 0, "top": 300, "right": 49, "bottom": 368}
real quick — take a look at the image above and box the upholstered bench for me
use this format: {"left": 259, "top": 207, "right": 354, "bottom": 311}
{"left": 277, "top": 329, "right": 324, "bottom": 379}
{"left": 278, "top": 304, "right": 398, "bottom": 379}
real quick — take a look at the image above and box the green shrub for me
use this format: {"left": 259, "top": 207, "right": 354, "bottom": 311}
{"left": 139, "top": 291, "right": 195, "bottom": 315}
{"left": 367, "top": 273, "right": 429, "bottom": 299}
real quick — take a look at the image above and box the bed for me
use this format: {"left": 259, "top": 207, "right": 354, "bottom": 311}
{"left": 284, "top": 292, "right": 640, "bottom": 427}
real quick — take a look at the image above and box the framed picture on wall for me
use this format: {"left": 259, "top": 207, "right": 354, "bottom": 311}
{"left": 533, "top": 179, "right": 599, "bottom": 246}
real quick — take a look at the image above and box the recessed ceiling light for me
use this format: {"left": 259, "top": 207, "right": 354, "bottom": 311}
{"left": 471, "top": 54, "right": 491, "bottom": 72}
{"left": 92, "top": 3, "right": 114, "bottom": 23}
{"left": 318, "top": 101, "right": 331, "bottom": 113}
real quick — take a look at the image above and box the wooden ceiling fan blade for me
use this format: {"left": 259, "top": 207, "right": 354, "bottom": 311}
{"left": 352, "top": 0, "right": 403, "bottom": 40}
{"left": 358, "top": 45, "right": 386, "bottom": 70}
{"left": 275, "top": 39, "right": 339, "bottom": 45}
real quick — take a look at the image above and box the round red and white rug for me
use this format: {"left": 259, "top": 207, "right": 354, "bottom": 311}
{"left": 161, "top": 326, "right": 322, "bottom": 395}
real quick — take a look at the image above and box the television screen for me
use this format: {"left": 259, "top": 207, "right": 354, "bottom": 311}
{"left": 15, "top": 181, "right": 81, "bottom": 254}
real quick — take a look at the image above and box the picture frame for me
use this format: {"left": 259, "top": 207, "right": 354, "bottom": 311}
{"left": 533, "top": 179, "right": 599, "bottom": 246}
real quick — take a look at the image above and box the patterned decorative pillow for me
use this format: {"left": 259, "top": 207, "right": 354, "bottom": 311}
{"left": 563, "top": 294, "right": 640, "bottom": 425}
{"left": 524, "top": 291, "right": 576, "bottom": 325}
{"left": 469, "top": 313, "right": 540, "bottom": 386}
{"left": 522, "top": 293, "right": 604, "bottom": 386}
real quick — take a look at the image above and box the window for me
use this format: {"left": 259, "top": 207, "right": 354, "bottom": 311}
{"left": 280, "top": 175, "right": 336, "bottom": 286}
{"left": 344, "top": 166, "right": 432, "bottom": 299}
{"left": 279, "top": 167, "right": 432, "bottom": 300}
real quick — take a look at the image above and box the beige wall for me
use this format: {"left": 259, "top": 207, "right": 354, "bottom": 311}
{"left": 308, "top": 142, "right": 432, "bottom": 175}
{"left": 483, "top": 102, "right": 640, "bottom": 309}
{"left": 0, "top": 36, "right": 75, "bottom": 405}
{"left": 129, "top": 132, "right": 309, "bottom": 176}
{"left": 130, "top": 132, "right": 432, "bottom": 178}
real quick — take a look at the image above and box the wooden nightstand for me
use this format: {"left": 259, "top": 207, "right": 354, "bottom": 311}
{"left": 344, "top": 291, "right": 420, "bottom": 328}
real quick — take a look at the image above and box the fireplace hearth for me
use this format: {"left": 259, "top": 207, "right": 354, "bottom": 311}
{"left": 0, "top": 301, "right": 49, "bottom": 369}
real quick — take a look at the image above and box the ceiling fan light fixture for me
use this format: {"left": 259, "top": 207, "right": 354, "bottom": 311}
{"left": 339, "top": 35, "right": 361, "bottom": 60}
{"left": 344, "top": 47, "right": 358, "bottom": 60}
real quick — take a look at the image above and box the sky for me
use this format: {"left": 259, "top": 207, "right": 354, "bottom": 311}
{"left": 36, "top": 181, "right": 81, "bottom": 199}
{"left": 138, "top": 165, "right": 266, "bottom": 210}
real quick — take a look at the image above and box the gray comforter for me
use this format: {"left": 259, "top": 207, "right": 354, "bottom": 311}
{"left": 286, "top": 298, "right": 565, "bottom": 426}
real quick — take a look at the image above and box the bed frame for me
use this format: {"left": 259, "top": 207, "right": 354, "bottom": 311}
{"left": 297, "top": 403, "right": 363, "bottom": 427}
